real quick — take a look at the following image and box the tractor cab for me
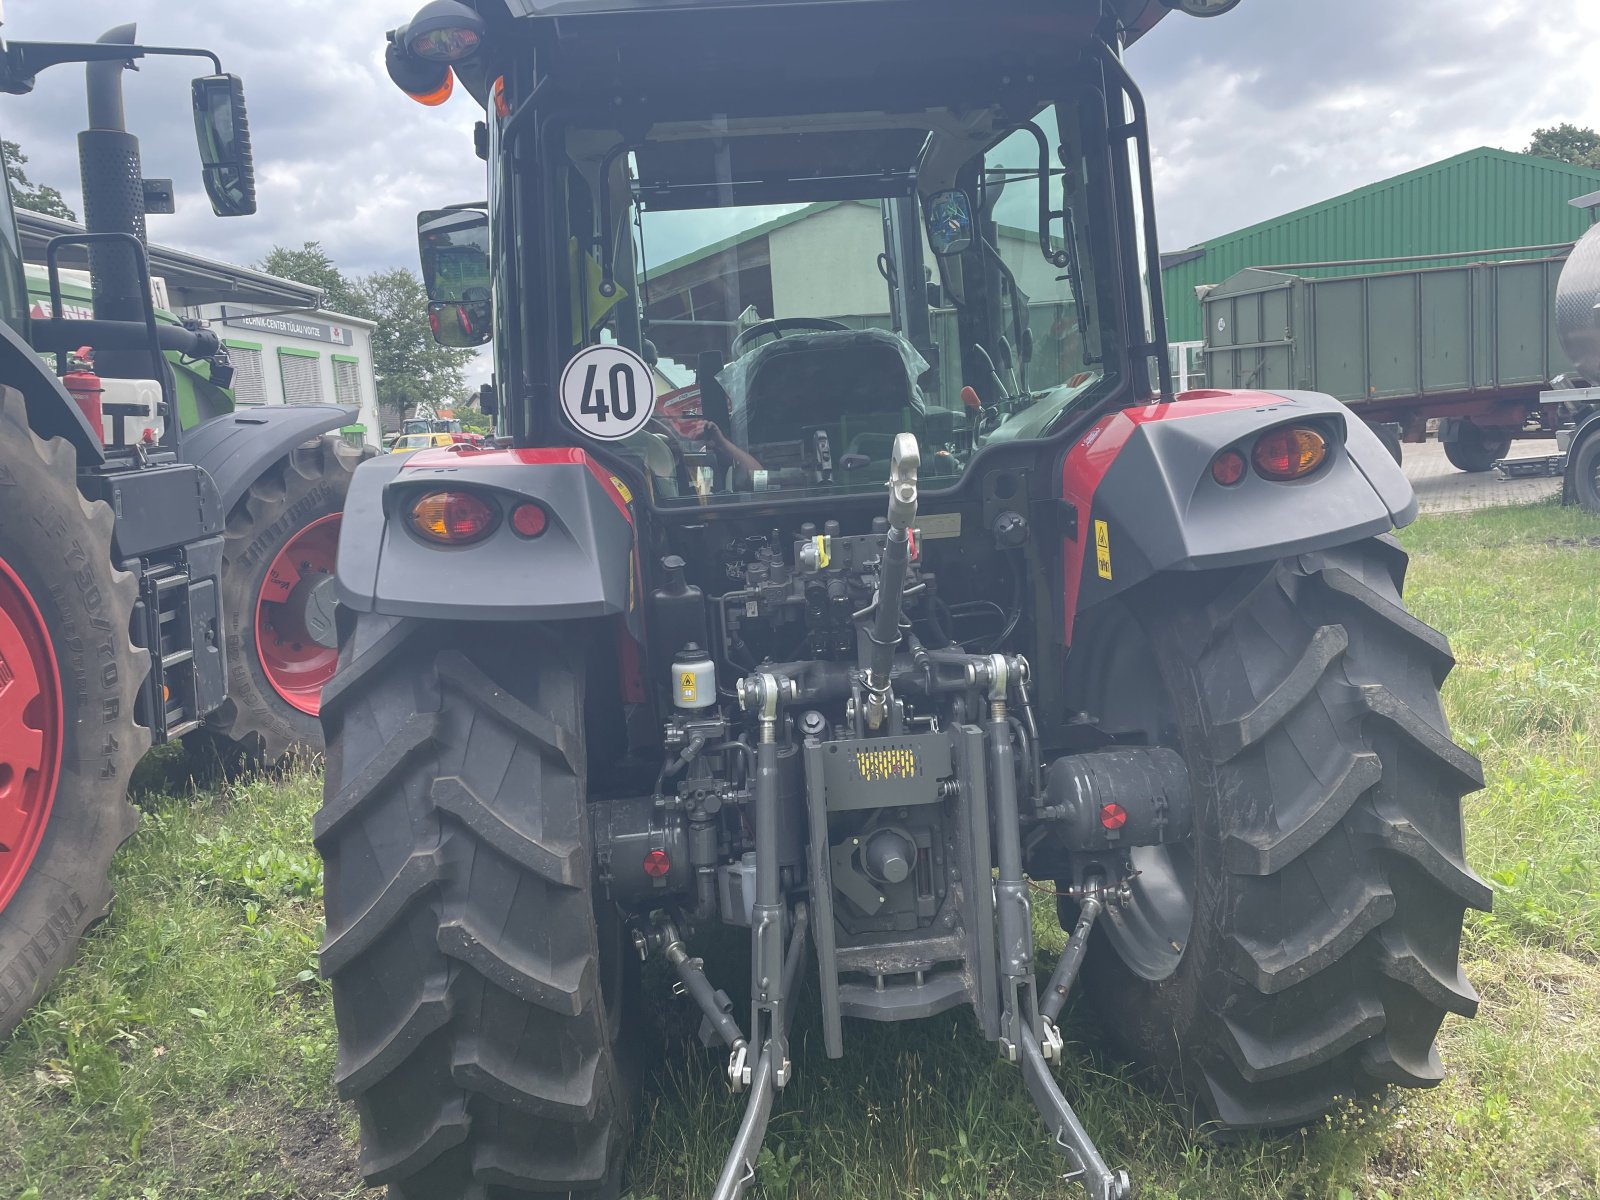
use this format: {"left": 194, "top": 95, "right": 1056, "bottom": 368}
{"left": 398, "top": 0, "right": 1182, "bottom": 511}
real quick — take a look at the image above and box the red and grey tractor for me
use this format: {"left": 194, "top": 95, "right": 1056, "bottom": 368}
{"left": 320, "top": 2, "right": 1489, "bottom": 1196}
{"left": 0, "top": 23, "right": 367, "bottom": 1038}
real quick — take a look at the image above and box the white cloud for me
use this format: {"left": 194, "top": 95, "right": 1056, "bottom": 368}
{"left": 3, "top": 0, "right": 1597, "bottom": 309}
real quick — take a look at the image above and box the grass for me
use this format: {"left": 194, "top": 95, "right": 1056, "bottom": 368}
{"left": 3, "top": 501, "right": 1598, "bottom": 1199}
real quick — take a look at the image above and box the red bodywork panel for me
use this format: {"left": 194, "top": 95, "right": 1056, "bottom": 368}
{"left": 1060, "top": 391, "right": 1289, "bottom": 644}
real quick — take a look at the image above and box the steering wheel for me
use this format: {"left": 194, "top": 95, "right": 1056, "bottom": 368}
{"left": 731, "top": 316, "right": 849, "bottom": 357}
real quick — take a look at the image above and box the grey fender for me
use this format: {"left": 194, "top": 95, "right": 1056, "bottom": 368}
{"left": 180, "top": 403, "right": 355, "bottom": 515}
{"left": 1069, "top": 390, "right": 1417, "bottom": 618}
{"left": 0, "top": 318, "right": 105, "bottom": 465}
{"left": 334, "top": 447, "right": 638, "bottom": 623}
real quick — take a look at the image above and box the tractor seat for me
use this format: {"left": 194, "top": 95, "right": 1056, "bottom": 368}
{"left": 722, "top": 327, "right": 927, "bottom": 449}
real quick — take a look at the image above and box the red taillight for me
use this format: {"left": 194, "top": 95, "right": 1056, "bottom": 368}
{"left": 1210, "top": 448, "right": 1246, "bottom": 486}
{"left": 1100, "top": 803, "right": 1128, "bottom": 830}
{"left": 409, "top": 490, "right": 498, "bottom": 544}
{"left": 642, "top": 849, "right": 672, "bottom": 878}
{"left": 510, "top": 502, "right": 547, "bottom": 538}
{"left": 1252, "top": 426, "right": 1328, "bottom": 481}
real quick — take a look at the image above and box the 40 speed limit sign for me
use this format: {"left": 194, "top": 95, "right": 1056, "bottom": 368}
{"left": 560, "top": 343, "right": 657, "bottom": 441}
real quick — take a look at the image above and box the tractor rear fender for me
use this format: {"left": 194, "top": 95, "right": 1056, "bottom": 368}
{"left": 1061, "top": 389, "right": 1415, "bottom": 644}
{"left": 334, "top": 446, "right": 638, "bottom": 623}
{"left": 180, "top": 403, "right": 356, "bottom": 515}
{"left": 0, "top": 317, "right": 106, "bottom": 466}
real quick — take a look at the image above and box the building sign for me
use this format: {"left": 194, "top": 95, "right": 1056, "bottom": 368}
{"left": 221, "top": 305, "right": 354, "bottom": 346}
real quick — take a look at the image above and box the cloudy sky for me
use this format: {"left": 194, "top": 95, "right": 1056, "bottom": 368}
{"left": 4, "top": 0, "right": 1599, "bottom": 280}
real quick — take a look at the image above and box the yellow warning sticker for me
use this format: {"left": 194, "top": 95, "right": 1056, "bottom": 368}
{"left": 678, "top": 672, "right": 698, "bottom": 704}
{"left": 610, "top": 475, "right": 634, "bottom": 504}
{"left": 855, "top": 747, "right": 919, "bottom": 782}
{"left": 814, "top": 535, "right": 831, "bottom": 568}
{"left": 1094, "top": 519, "right": 1112, "bottom": 580}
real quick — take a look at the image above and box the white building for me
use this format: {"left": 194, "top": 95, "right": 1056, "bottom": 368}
{"left": 18, "top": 210, "right": 383, "bottom": 447}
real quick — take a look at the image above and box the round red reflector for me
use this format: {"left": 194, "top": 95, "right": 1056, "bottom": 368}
{"left": 409, "top": 490, "right": 498, "bottom": 544}
{"left": 1100, "top": 803, "right": 1128, "bottom": 831}
{"left": 510, "top": 502, "right": 547, "bottom": 538}
{"left": 1252, "top": 426, "right": 1328, "bottom": 481}
{"left": 642, "top": 849, "right": 672, "bottom": 878}
{"left": 1211, "top": 449, "right": 1246, "bottom": 486}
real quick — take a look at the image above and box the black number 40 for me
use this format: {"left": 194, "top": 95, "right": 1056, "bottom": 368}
{"left": 579, "top": 361, "right": 638, "bottom": 423}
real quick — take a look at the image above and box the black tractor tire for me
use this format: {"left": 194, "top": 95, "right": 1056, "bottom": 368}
{"left": 1568, "top": 424, "right": 1600, "bottom": 514}
{"left": 316, "top": 614, "right": 633, "bottom": 1199}
{"left": 1442, "top": 423, "right": 1511, "bottom": 473}
{"left": 0, "top": 385, "right": 148, "bottom": 1039}
{"left": 1073, "top": 536, "right": 1489, "bottom": 1130}
{"left": 1369, "top": 422, "right": 1404, "bottom": 467}
{"left": 206, "top": 435, "right": 371, "bottom": 762}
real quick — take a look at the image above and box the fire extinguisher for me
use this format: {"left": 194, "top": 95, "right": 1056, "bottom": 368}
{"left": 63, "top": 363, "right": 105, "bottom": 441}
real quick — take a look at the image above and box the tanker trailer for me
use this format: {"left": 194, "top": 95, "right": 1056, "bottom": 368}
{"left": 1498, "top": 190, "right": 1600, "bottom": 511}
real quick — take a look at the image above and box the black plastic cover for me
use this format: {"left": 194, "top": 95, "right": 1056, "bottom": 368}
{"left": 180, "top": 403, "right": 354, "bottom": 515}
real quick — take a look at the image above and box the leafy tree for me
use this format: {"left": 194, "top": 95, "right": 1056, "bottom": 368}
{"left": 350, "top": 267, "right": 476, "bottom": 421}
{"left": 258, "top": 241, "right": 363, "bottom": 315}
{"left": 1524, "top": 124, "right": 1600, "bottom": 169}
{"left": 2, "top": 139, "right": 76, "bottom": 220}
{"left": 456, "top": 404, "right": 493, "bottom": 435}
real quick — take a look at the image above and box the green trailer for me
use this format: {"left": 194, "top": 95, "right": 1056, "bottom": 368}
{"left": 1202, "top": 250, "right": 1579, "bottom": 471}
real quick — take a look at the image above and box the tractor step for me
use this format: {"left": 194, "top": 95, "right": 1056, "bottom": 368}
{"left": 1495, "top": 454, "right": 1566, "bottom": 478}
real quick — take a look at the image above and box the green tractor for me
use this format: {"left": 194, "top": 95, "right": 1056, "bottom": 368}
{"left": 0, "top": 22, "right": 367, "bottom": 1038}
{"left": 319, "top": 2, "right": 1488, "bottom": 1196}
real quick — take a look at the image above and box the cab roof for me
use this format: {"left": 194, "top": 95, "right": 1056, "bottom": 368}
{"left": 492, "top": 0, "right": 1171, "bottom": 44}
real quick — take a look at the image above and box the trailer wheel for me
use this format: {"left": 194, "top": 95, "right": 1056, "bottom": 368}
{"left": 1441, "top": 423, "right": 1510, "bottom": 473}
{"left": 0, "top": 386, "right": 148, "bottom": 1039}
{"left": 1569, "top": 424, "right": 1600, "bottom": 513}
{"left": 1369, "top": 422, "right": 1403, "bottom": 466}
{"left": 316, "top": 614, "right": 634, "bottom": 1198}
{"left": 1070, "top": 537, "right": 1488, "bottom": 1129}
{"left": 207, "top": 435, "right": 371, "bottom": 761}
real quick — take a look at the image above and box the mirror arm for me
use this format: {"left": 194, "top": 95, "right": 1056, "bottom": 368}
{"left": 596, "top": 141, "right": 633, "bottom": 300}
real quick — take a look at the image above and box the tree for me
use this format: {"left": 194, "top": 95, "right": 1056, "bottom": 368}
{"left": 1524, "top": 124, "right": 1600, "bottom": 170}
{"left": 456, "top": 404, "right": 493, "bottom": 436}
{"left": 351, "top": 267, "right": 476, "bottom": 420}
{"left": 259, "top": 242, "right": 364, "bottom": 315}
{"left": 2, "top": 139, "right": 76, "bottom": 220}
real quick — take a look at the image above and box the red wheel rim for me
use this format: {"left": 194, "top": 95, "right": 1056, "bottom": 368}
{"left": 255, "top": 513, "right": 342, "bottom": 717}
{"left": 0, "top": 552, "right": 63, "bottom": 914}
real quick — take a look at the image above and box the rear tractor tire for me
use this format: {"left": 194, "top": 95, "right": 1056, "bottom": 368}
{"left": 316, "top": 615, "right": 634, "bottom": 1198}
{"left": 1442, "top": 423, "right": 1511, "bottom": 473}
{"left": 0, "top": 386, "right": 148, "bottom": 1039}
{"left": 1070, "top": 536, "right": 1489, "bottom": 1130}
{"left": 206, "top": 434, "right": 371, "bottom": 762}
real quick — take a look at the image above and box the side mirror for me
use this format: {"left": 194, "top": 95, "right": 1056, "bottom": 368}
{"left": 191, "top": 74, "right": 257, "bottom": 217}
{"left": 428, "top": 300, "right": 492, "bottom": 348}
{"left": 418, "top": 208, "right": 491, "bottom": 300}
{"left": 419, "top": 207, "right": 492, "bottom": 346}
{"left": 924, "top": 189, "right": 974, "bottom": 257}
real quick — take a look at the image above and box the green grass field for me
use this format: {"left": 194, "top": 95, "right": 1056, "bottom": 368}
{"left": 3, "top": 502, "right": 1597, "bottom": 1200}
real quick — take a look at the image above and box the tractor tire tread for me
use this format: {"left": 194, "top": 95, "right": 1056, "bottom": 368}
{"left": 1082, "top": 538, "right": 1484, "bottom": 1130}
{"left": 319, "top": 616, "right": 628, "bottom": 1196}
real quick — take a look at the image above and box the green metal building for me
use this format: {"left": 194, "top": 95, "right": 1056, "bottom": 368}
{"left": 1161, "top": 147, "right": 1600, "bottom": 345}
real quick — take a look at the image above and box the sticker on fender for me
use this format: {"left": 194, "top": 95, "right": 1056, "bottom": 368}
{"left": 1094, "top": 519, "right": 1112, "bottom": 580}
{"left": 559, "top": 343, "right": 657, "bottom": 441}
